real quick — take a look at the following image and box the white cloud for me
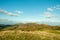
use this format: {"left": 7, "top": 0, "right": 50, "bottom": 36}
{"left": 0, "top": 18, "right": 11, "bottom": 21}
{"left": 56, "top": 5, "right": 60, "bottom": 7}
{"left": 53, "top": 5, "right": 60, "bottom": 10}
{"left": 55, "top": 8, "right": 60, "bottom": 9}
{"left": 15, "top": 10, "right": 23, "bottom": 14}
{"left": 7, "top": 12, "right": 19, "bottom": 16}
{"left": 44, "top": 12, "right": 57, "bottom": 18}
{"left": 47, "top": 8, "right": 53, "bottom": 11}
{"left": 44, "top": 5, "right": 60, "bottom": 18}
{"left": 0, "top": 9, "right": 22, "bottom": 16}
{"left": 0, "top": 9, "right": 8, "bottom": 14}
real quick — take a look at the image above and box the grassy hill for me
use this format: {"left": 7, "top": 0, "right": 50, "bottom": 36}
{"left": 0, "top": 23, "right": 60, "bottom": 40}
{"left": 0, "top": 23, "right": 60, "bottom": 31}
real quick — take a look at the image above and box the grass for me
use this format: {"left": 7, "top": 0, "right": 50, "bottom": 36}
{"left": 47, "top": 30, "right": 60, "bottom": 34}
{"left": 0, "top": 30, "right": 60, "bottom": 40}
{"left": 0, "top": 23, "right": 60, "bottom": 40}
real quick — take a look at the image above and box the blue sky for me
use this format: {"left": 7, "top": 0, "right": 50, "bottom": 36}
{"left": 0, "top": 0, "right": 60, "bottom": 25}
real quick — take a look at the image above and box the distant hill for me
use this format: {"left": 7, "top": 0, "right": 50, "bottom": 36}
{"left": 0, "top": 23, "right": 60, "bottom": 31}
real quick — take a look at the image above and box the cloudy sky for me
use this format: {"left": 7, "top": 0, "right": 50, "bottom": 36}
{"left": 0, "top": 0, "right": 60, "bottom": 25}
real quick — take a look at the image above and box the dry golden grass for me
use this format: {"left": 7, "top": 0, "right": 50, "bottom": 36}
{"left": 0, "top": 30, "right": 60, "bottom": 40}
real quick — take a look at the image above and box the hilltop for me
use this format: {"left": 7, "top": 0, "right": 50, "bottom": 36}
{"left": 0, "top": 23, "right": 60, "bottom": 40}
{"left": 0, "top": 23, "right": 60, "bottom": 31}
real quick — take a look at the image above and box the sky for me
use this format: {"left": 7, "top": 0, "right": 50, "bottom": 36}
{"left": 0, "top": 0, "right": 60, "bottom": 26}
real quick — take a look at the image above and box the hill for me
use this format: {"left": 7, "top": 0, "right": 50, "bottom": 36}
{"left": 0, "top": 23, "right": 60, "bottom": 31}
{"left": 0, "top": 23, "right": 60, "bottom": 40}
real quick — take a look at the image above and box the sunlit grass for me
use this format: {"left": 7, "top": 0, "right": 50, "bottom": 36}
{"left": 0, "top": 30, "right": 60, "bottom": 40}
{"left": 0, "top": 23, "right": 60, "bottom": 40}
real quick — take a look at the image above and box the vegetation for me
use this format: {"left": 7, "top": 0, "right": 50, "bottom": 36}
{"left": 0, "top": 23, "right": 60, "bottom": 40}
{"left": 0, "top": 23, "right": 60, "bottom": 31}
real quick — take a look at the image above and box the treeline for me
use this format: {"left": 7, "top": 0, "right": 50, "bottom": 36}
{"left": 0, "top": 23, "right": 60, "bottom": 31}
